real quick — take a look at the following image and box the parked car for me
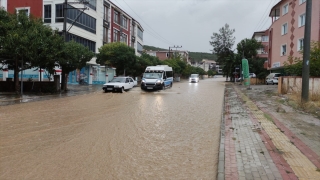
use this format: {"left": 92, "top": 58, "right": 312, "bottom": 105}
{"left": 189, "top": 74, "right": 200, "bottom": 83}
{"left": 249, "top": 73, "right": 256, "bottom": 78}
{"left": 102, "top": 77, "right": 137, "bottom": 93}
{"left": 266, "top": 73, "right": 282, "bottom": 85}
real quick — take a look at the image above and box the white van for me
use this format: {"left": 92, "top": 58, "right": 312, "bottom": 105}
{"left": 141, "top": 65, "right": 173, "bottom": 90}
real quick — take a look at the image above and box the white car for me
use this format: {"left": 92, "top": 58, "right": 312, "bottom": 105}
{"left": 102, "top": 77, "right": 137, "bottom": 93}
{"left": 189, "top": 74, "right": 200, "bottom": 83}
{"left": 266, "top": 73, "right": 282, "bottom": 85}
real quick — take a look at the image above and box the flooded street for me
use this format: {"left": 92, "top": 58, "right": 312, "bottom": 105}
{"left": 0, "top": 78, "right": 225, "bottom": 179}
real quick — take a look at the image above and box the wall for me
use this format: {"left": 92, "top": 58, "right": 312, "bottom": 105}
{"left": 278, "top": 76, "right": 320, "bottom": 95}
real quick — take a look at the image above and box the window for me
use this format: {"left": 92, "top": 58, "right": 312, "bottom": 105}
{"left": 103, "top": 27, "right": 108, "bottom": 43}
{"left": 113, "top": 29, "right": 119, "bottom": 42}
{"left": 66, "top": 33, "right": 96, "bottom": 52}
{"left": 138, "top": 27, "right": 143, "bottom": 40}
{"left": 299, "top": 13, "right": 305, "bottom": 27}
{"left": 114, "top": 11, "right": 119, "bottom": 24}
{"left": 16, "top": 7, "right": 30, "bottom": 16}
{"left": 137, "top": 42, "right": 143, "bottom": 52}
{"left": 121, "top": 33, "right": 127, "bottom": 44}
{"left": 282, "top": 23, "right": 288, "bottom": 35}
{"left": 298, "top": 38, "right": 304, "bottom": 51}
{"left": 103, "top": 6, "right": 108, "bottom": 20}
{"left": 122, "top": 16, "right": 127, "bottom": 29}
{"left": 281, "top": 44, "right": 287, "bottom": 56}
{"left": 282, "top": 4, "right": 288, "bottom": 15}
{"left": 65, "top": 5, "right": 96, "bottom": 34}
{"left": 261, "top": 35, "right": 269, "bottom": 42}
{"left": 44, "top": 5, "right": 51, "bottom": 23}
{"left": 55, "top": 4, "right": 64, "bottom": 22}
{"left": 299, "top": 0, "right": 306, "bottom": 5}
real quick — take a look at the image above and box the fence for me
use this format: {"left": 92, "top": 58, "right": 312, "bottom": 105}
{"left": 278, "top": 76, "right": 320, "bottom": 94}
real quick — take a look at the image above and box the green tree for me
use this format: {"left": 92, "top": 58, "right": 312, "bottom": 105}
{"left": 235, "top": 38, "right": 267, "bottom": 79}
{"left": 58, "top": 40, "right": 95, "bottom": 91}
{"left": 284, "top": 41, "right": 320, "bottom": 76}
{"left": 96, "top": 42, "right": 136, "bottom": 76}
{"left": 0, "top": 9, "right": 62, "bottom": 93}
{"left": 128, "top": 53, "right": 162, "bottom": 78}
{"left": 209, "top": 24, "right": 235, "bottom": 80}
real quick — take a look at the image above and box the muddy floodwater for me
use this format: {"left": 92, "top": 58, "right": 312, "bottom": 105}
{"left": 0, "top": 78, "right": 225, "bottom": 179}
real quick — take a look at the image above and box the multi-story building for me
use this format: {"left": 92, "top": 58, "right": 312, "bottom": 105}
{"left": 145, "top": 50, "right": 189, "bottom": 63}
{"left": 0, "top": 0, "right": 8, "bottom": 10}
{"left": 267, "top": 0, "right": 320, "bottom": 71}
{"left": 1, "top": 0, "right": 143, "bottom": 84}
{"left": 252, "top": 30, "right": 269, "bottom": 68}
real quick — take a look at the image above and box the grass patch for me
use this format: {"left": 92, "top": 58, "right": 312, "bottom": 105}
{"left": 260, "top": 151, "right": 264, "bottom": 155}
{"left": 300, "top": 132, "right": 306, "bottom": 135}
{"left": 316, "top": 168, "right": 320, "bottom": 172}
{"left": 264, "top": 113, "right": 274, "bottom": 123}
{"left": 232, "top": 137, "right": 236, "bottom": 140}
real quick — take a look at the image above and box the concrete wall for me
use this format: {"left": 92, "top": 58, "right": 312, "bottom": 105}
{"left": 278, "top": 76, "right": 320, "bottom": 94}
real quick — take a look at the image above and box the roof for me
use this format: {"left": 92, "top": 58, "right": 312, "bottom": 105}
{"left": 251, "top": 30, "right": 268, "bottom": 39}
{"left": 269, "top": 0, "right": 285, "bottom": 17}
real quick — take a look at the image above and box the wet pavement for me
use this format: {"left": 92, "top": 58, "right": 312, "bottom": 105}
{"left": 1, "top": 80, "right": 320, "bottom": 179}
{"left": 220, "top": 84, "right": 320, "bottom": 180}
{"left": 0, "top": 84, "right": 103, "bottom": 106}
{"left": 0, "top": 78, "right": 226, "bottom": 179}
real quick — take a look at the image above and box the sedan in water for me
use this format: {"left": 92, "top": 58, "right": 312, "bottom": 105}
{"left": 102, "top": 77, "right": 137, "bottom": 93}
{"left": 189, "top": 74, "right": 200, "bottom": 83}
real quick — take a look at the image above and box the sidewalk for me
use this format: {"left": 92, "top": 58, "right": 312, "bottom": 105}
{"left": 0, "top": 84, "right": 103, "bottom": 106}
{"left": 219, "top": 84, "right": 320, "bottom": 180}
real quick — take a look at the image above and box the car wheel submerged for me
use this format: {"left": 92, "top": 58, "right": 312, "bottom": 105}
{"left": 162, "top": 84, "right": 165, "bottom": 90}
{"left": 120, "top": 87, "right": 124, "bottom": 93}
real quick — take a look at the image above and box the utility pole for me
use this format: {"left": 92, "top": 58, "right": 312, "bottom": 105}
{"left": 169, "top": 45, "right": 182, "bottom": 59}
{"left": 301, "top": 0, "right": 312, "bottom": 102}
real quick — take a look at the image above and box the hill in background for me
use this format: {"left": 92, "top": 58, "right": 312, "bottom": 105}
{"left": 143, "top": 45, "right": 217, "bottom": 63}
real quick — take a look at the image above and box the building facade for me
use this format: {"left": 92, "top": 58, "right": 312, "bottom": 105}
{"left": 145, "top": 50, "right": 189, "bottom": 63}
{"left": 252, "top": 30, "right": 269, "bottom": 68}
{"left": 267, "top": 0, "right": 320, "bottom": 71}
{"left": 1, "top": 0, "right": 143, "bottom": 84}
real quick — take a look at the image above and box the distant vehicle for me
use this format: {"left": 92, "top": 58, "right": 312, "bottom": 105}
{"left": 189, "top": 74, "right": 200, "bottom": 83}
{"left": 141, "top": 65, "right": 173, "bottom": 90}
{"left": 249, "top": 73, "right": 256, "bottom": 78}
{"left": 102, "top": 77, "right": 137, "bottom": 93}
{"left": 266, "top": 73, "right": 282, "bottom": 85}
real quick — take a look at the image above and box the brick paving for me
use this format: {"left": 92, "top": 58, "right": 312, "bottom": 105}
{"left": 220, "top": 84, "right": 320, "bottom": 180}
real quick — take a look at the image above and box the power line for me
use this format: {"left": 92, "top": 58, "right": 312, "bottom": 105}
{"left": 255, "top": 0, "right": 279, "bottom": 31}
{"left": 254, "top": 0, "right": 273, "bottom": 31}
{"left": 119, "top": 0, "right": 176, "bottom": 46}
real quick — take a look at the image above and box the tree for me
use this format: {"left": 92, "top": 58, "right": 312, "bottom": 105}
{"left": 129, "top": 53, "right": 162, "bottom": 78}
{"left": 0, "top": 9, "right": 62, "bottom": 94}
{"left": 235, "top": 38, "right": 267, "bottom": 79}
{"left": 58, "top": 40, "right": 95, "bottom": 91}
{"left": 284, "top": 41, "right": 320, "bottom": 77}
{"left": 96, "top": 42, "right": 136, "bottom": 76}
{"left": 209, "top": 24, "right": 235, "bottom": 80}
{"left": 210, "top": 24, "right": 235, "bottom": 62}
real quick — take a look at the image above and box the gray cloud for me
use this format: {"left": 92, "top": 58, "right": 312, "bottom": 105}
{"left": 113, "top": 0, "right": 278, "bottom": 53}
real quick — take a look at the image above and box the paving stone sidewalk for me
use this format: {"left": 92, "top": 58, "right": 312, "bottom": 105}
{"left": 219, "top": 84, "right": 320, "bottom": 180}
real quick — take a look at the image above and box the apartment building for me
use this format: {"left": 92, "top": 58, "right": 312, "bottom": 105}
{"left": 146, "top": 50, "right": 189, "bottom": 63}
{"left": 1, "top": 0, "right": 144, "bottom": 84}
{"left": 0, "top": 0, "right": 7, "bottom": 10}
{"left": 267, "top": 0, "right": 320, "bottom": 71}
{"left": 252, "top": 30, "right": 269, "bottom": 68}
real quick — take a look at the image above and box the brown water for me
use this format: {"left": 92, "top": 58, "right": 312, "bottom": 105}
{"left": 0, "top": 78, "right": 225, "bottom": 179}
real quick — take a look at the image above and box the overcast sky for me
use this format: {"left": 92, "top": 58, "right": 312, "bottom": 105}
{"left": 111, "top": 0, "right": 280, "bottom": 53}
